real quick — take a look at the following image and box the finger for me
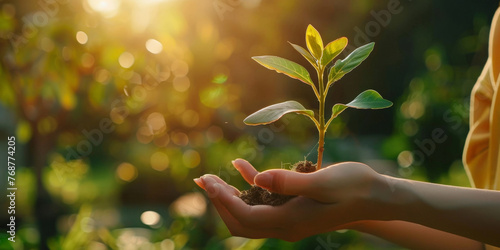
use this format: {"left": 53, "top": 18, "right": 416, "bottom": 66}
{"left": 202, "top": 175, "right": 289, "bottom": 228}
{"left": 202, "top": 174, "right": 240, "bottom": 196}
{"left": 201, "top": 178, "right": 242, "bottom": 227}
{"left": 202, "top": 176, "right": 287, "bottom": 238}
{"left": 219, "top": 194, "right": 291, "bottom": 228}
{"left": 211, "top": 201, "right": 286, "bottom": 239}
{"left": 232, "top": 158, "right": 259, "bottom": 185}
{"left": 254, "top": 169, "right": 318, "bottom": 197}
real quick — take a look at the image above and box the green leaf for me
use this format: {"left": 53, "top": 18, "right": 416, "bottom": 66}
{"left": 289, "top": 42, "right": 316, "bottom": 67}
{"left": 321, "top": 37, "right": 348, "bottom": 67}
{"left": 306, "top": 25, "right": 323, "bottom": 61}
{"left": 330, "top": 89, "right": 392, "bottom": 119}
{"left": 328, "top": 42, "right": 375, "bottom": 84}
{"left": 244, "top": 101, "right": 314, "bottom": 125}
{"left": 252, "top": 56, "right": 314, "bottom": 86}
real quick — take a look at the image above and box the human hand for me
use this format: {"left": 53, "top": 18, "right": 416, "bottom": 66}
{"left": 194, "top": 159, "right": 388, "bottom": 241}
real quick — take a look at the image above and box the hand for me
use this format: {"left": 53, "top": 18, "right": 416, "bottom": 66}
{"left": 194, "top": 159, "right": 385, "bottom": 241}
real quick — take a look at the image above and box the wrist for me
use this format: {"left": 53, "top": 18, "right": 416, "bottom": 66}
{"left": 367, "top": 174, "right": 417, "bottom": 221}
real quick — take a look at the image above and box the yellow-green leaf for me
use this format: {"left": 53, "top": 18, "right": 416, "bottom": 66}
{"left": 306, "top": 25, "right": 323, "bottom": 61}
{"left": 330, "top": 89, "right": 392, "bottom": 119}
{"left": 252, "top": 56, "right": 314, "bottom": 86}
{"left": 321, "top": 37, "right": 348, "bottom": 67}
{"left": 244, "top": 101, "right": 314, "bottom": 125}
{"left": 289, "top": 42, "right": 316, "bottom": 67}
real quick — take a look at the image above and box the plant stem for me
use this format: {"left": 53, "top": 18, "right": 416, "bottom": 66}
{"left": 317, "top": 65, "right": 325, "bottom": 170}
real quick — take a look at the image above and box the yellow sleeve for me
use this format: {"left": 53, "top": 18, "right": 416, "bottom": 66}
{"left": 463, "top": 59, "right": 499, "bottom": 190}
{"left": 463, "top": 7, "right": 500, "bottom": 250}
{"left": 463, "top": 8, "right": 500, "bottom": 191}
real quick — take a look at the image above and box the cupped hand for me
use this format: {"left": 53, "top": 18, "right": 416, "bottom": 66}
{"left": 194, "top": 159, "right": 386, "bottom": 241}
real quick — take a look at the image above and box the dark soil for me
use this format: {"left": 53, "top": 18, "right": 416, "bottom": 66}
{"left": 239, "top": 160, "right": 317, "bottom": 206}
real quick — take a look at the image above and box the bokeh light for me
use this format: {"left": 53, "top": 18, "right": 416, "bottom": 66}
{"left": 182, "top": 149, "right": 200, "bottom": 168}
{"left": 160, "top": 239, "right": 175, "bottom": 250}
{"left": 76, "top": 31, "right": 88, "bottom": 45}
{"left": 145, "top": 39, "right": 163, "bottom": 54}
{"left": 116, "top": 162, "right": 138, "bottom": 182}
{"left": 172, "top": 77, "right": 190, "bottom": 92}
{"left": 116, "top": 229, "right": 151, "bottom": 249}
{"left": 140, "top": 211, "right": 161, "bottom": 227}
{"left": 153, "top": 133, "right": 170, "bottom": 147}
{"left": 171, "top": 192, "right": 206, "bottom": 217}
{"left": 81, "top": 53, "right": 95, "bottom": 68}
{"left": 171, "top": 60, "right": 189, "bottom": 77}
{"left": 397, "top": 151, "right": 414, "bottom": 168}
{"left": 402, "top": 120, "right": 418, "bottom": 136}
{"left": 206, "top": 125, "right": 223, "bottom": 143}
{"left": 408, "top": 101, "right": 425, "bottom": 119}
{"left": 147, "top": 112, "right": 167, "bottom": 134}
{"left": 200, "top": 86, "right": 227, "bottom": 108}
{"left": 94, "top": 68, "right": 111, "bottom": 84}
{"left": 150, "top": 151, "right": 169, "bottom": 171}
{"left": 37, "top": 116, "right": 57, "bottom": 135}
{"left": 171, "top": 131, "right": 189, "bottom": 146}
{"left": 188, "top": 131, "right": 205, "bottom": 147}
{"left": 118, "top": 52, "right": 135, "bottom": 69}
{"left": 136, "top": 126, "right": 154, "bottom": 144}
{"left": 425, "top": 53, "right": 442, "bottom": 71}
{"left": 181, "top": 110, "right": 199, "bottom": 127}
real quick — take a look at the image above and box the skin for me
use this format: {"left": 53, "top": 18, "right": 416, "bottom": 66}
{"left": 194, "top": 159, "right": 500, "bottom": 248}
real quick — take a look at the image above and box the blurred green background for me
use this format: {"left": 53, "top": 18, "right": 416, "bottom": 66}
{"left": 0, "top": 0, "right": 497, "bottom": 249}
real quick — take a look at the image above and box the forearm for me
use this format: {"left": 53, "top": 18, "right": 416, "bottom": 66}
{"left": 374, "top": 175, "right": 500, "bottom": 246}
{"left": 350, "top": 220, "right": 483, "bottom": 250}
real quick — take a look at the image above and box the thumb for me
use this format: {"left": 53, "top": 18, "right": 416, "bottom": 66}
{"left": 254, "top": 169, "right": 317, "bottom": 197}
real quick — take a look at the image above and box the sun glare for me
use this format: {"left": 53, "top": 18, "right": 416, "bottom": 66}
{"left": 131, "top": 0, "right": 175, "bottom": 5}
{"left": 87, "top": 0, "right": 121, "bottom": 17}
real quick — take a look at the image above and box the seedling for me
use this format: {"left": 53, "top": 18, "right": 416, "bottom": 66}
{"left": 244, "top": 25, "right": 393, "bottom": 170}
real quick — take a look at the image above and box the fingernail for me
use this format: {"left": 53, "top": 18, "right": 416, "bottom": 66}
{"left": 232, "top": 158, "right": 248, "bottom": 170}
{"left": 232, "top": 160, "right": 241, "bottom": 171}
{"left": 193, "top": 178, "right": 204, "bottom": 189}
{"left": 255, "top": 173, "right": 273, "bottom": 189}
{"left": 200, "top": 176, "right": 217, "bottom": 196}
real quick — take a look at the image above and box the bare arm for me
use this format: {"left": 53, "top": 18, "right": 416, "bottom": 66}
{"left": 372, "top": 174, "right": 500, "bottom": 246}
{"left": 196, "top": 159, "right": 500, "bottom": 247}
{"left": 349, "top": 220, "right": 483, "bottom": 250}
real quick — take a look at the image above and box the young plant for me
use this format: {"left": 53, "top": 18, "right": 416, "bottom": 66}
{"left": 244, "top": 25, "right": 393, "bottom": 170}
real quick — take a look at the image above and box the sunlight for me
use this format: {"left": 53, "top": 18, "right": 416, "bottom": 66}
{"left": 131, "top": 0, "right": 177, "bottom": 5}
{"left": 86, "top": 0, "right": 121, "bottom": 17}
